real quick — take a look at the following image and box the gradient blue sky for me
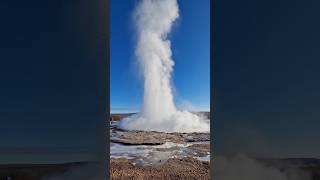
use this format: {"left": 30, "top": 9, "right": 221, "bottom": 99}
{"left": 110, "top": 0, "right": 210, "bottom": 113}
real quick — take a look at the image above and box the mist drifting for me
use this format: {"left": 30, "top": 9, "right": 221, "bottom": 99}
{"left": 118, "top": 0, "right": 209, "bottom": 133}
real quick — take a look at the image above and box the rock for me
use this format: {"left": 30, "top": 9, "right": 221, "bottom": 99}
{"left": 188, "top": 144, "right": 210, "bottom": 157}
{"left": 110, "top": 157, "right": 209, "bottom": 180}
{"left": 110, "top": 128, "right": 210, "bottom": 144}
{"left": 111, "top": 137, "right": 165, "bottom": 145}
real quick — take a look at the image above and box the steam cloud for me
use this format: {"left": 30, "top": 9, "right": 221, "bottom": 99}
{"left": 118, "top": 0, "right": 209, "bottom": 133}
{"left": 215, "top": 155, "right": 287, "bottom": 180}
{"left": 214, "top": 154, "right": 311, "bottom": 180}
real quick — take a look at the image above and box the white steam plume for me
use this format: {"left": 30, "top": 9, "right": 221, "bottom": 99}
{"left": 118, "top": 0, "right": 209, "bottom": 133}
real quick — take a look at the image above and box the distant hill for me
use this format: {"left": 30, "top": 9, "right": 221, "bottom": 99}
{"left": 110, "top": 113, "right": 136, "bottom": 121}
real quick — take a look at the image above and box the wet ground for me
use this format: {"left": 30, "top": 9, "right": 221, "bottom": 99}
{"left": 110, "top": 121, "right": 210, "bottom": 179}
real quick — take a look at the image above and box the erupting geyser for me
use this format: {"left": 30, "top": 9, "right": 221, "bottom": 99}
{"left": 118, "top": 0, "right": 210, "bottom": 133}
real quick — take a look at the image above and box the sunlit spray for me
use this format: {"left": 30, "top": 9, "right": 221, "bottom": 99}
{"left": 118, "top": 0, "right": 209, "bottom": 133}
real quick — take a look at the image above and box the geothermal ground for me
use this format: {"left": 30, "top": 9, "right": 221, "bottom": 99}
{"left": 110, "top": 113, "right": 210, "bottom": 180}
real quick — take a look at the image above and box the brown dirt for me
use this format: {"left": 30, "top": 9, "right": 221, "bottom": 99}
{"left": 188, "top": 144, "right": 210, "bottom": 156}
{"left": 110, "top": 128, "right": 209, "bottom": 145}
{"left": 110, "top": 158, "right": 210, "bottom": 180}
{"left": 111, "top": 137, "right": 165, "bottom": 145}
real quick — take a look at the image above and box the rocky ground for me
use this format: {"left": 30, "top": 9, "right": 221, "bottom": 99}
{"left": 110, "top": 157, "right": 209, "bottom": 180}
{"left": 110, "top": 119, "right": 211, "bottom": 180}
{"left": 110, "top": 128, "right": 210, "bottom": 145}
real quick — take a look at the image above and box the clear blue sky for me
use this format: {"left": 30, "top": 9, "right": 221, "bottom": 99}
{"left": 110, "top": 0, "right": 210, "bottom": 113}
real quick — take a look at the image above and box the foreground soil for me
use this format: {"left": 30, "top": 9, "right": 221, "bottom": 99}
{"left": 110, "top": 157, "right": 210, "bottom": 180}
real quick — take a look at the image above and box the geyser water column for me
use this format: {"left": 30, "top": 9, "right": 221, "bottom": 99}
{"left": 118, "top": 0, "right": 210, "bottom": 133}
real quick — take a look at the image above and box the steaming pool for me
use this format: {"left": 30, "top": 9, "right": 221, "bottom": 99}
{"left": 110, "top": 121, "right": 210, "bottom": 166}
